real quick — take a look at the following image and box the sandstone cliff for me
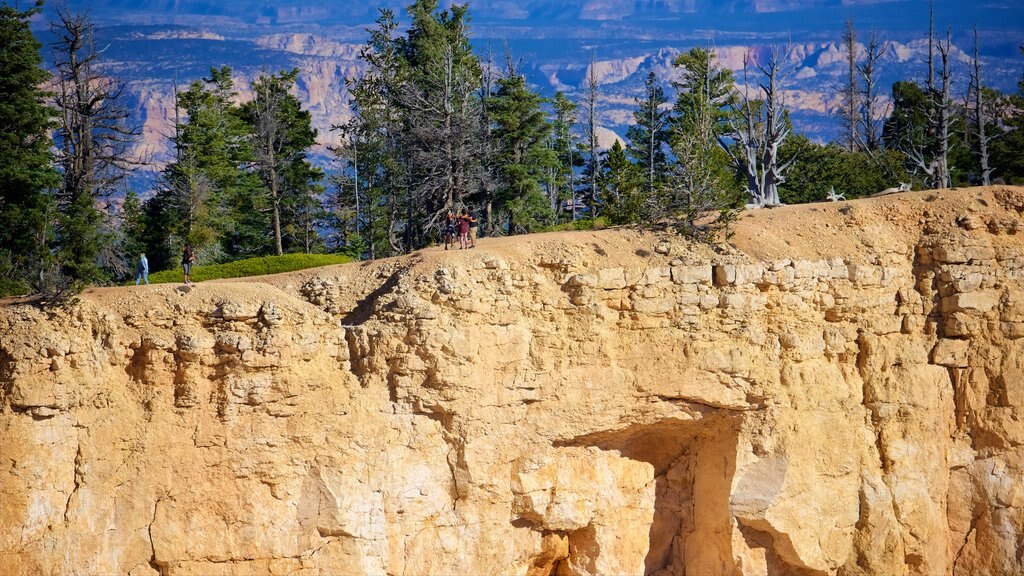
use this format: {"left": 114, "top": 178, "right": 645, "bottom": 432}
{"left": 2, "top": 187, "right": 1023, "bottom": 576}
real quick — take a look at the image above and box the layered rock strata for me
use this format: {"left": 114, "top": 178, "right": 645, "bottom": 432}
{"left": 1, "top": 187, "right": 1022, "bottom": 575}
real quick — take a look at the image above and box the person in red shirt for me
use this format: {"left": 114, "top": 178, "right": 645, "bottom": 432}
{"left": 458, "top": 208, "right": 471, "bottom": 249}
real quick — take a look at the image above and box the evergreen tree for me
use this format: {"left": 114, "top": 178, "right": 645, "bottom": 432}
{"left": 396, "top": 0, "right": 484, "bottom": 245}
{"left": 990, "top": 47, "right": 1024, "bottom": 184}
{"left": 164, "top": 66, "right": 263, "bottom": 260}
{"left": 242, "top": 68, "right": 322, "bottom": 255}
{"left": 600, "top": 141, "right": 643, "bottom": 225}
{"left": 778, "top": 136, "right": 907, "bottom": 204}
{"left": 0, "top": 1, "right": 59, "bottom": 295}
{"left": 671, "top": 47, "right": 736, "bottom": 141}
{"left": 667, "top": 46, "right": 742, "bottom": 237}
{"left": 336, "top": 8, "right": 406, "bottom": 258}
{"left": 487, "top": 69, "right": 556, "bottom": 233}
{"left": 120, "top": 190, "right": 146, "bottom": 263}
{"left": 548, "top": 91, "right": 579, "bottom": 221}
{"left": 626, "top": 71, "right": 670, "bottom": 199}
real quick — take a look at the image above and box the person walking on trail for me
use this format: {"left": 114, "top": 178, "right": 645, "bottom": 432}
{"left": 444, "top": 211, "right": 457, "bottom": 250}
{"left": 181, "top": 244, "right": 196, "bottom": 285}
{"left": 458, "top": 208, "right": 471, "bottom": 249}
{"left": 467, "top": 211, "right": 478, "bottom": 248}
{"left": 135, "top": 253, "right": 149, "bottom": 285}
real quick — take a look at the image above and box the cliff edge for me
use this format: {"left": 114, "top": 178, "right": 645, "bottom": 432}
{"left": 2, "top": 187, "right": 1023, "bottom": 576}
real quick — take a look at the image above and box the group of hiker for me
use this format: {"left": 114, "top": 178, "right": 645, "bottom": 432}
{"left": 444, "top": 208, "right": 478, "bottom": 250}
{"left": 133, "top": 244, "right": 195, "bottom": 286}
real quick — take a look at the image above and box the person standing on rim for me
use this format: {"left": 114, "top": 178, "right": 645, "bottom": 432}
{"left": 458, "top": 208, "right": 471, "bottom": 249}
{"left": 181, "top": 244, "right": 196, "bottom": 285}
{"left": 444, "top": 211, "right": 457, "bottom": 250}
{"left": 467, "top": 210, "right": 478, "bottom": 248}
{"left": 135, "top": 253, "right": 149, "bottom": 285}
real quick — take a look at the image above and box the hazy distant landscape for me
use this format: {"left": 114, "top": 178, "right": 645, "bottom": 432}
{"left": 34, "top": 0, "right": 1024, "bottom": 178}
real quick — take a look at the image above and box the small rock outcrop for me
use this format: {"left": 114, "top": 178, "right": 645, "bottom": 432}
{"left": 1, "top": 187, "right": 1022, "bottom": 575}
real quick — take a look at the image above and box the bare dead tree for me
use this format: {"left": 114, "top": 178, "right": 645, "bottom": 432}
{"left": 581, "top": 51, "right": 602, "bottom": 219}
{"left": 933, "top": 28, "right": 953, "bottom": 189}
{"left": 840, "top": 19, "right": 860, "bottom": 152}
{"left": 968, "top": 25, "right": 994, "bottom": 186}
{"left": 896, "top": 8, "right": 952, "bottom": 190}
{"left": 858, "top": 31, "right": 888, "bottom": 152}
{"left": 50, "top": 3, "right": 140, "bottom": 282}
{"left": 51, "top": 5, "right": 138, "bottom": 207}
{"left": 720, "top": 46, "right": 797, "bottom": 207}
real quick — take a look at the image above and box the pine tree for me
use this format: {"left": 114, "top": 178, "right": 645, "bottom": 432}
{"left": 120, "top": 190, "right": 146, "bottom": 263}
{"left": 668, "top": 46, "right": 742, "bottom": 236}
{"left": 990, "top": 46, "right": 1024, "bottom": 184}
{"left": 626, "top": 71, "right": 669, "bottom": 200}
{"left": 548, "top": 92, "right": 579, "bottom": 222}
{"left": 242, "top": 68, "right": 322, "bottom": 255}
{"left": 164, "top": 66, "right": 263, "bottom": 260}
{"left": 397, "top": 0, "right": 484, "bottom": 246}
{"left": 487, "top": 68, "right": 556, "bottom": 233}
{"left": 0, "top": 1, "right": 60, "bottom": 295}
{"left": 600, "top": 141, "right": 643, "bottom": 225}
{"left": 338, "top": 9, "right": 406, "bottom": 258}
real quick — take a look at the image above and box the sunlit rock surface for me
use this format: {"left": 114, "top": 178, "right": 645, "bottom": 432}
{"left": 2, "top": 187, "right": 1022, "bottom": 575}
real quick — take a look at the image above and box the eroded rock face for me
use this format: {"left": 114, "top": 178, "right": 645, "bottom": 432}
{"left": 1, "top": 188, "right": 1023, "bottom": 575}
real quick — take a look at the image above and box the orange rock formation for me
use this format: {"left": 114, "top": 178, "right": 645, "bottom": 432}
{"left": 1, "top": 187, "right": 1022, "bottom": 575}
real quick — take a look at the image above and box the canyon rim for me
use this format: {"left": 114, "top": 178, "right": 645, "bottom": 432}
{"left": 1, "top": 187, "right": 1023, "bottom": 576}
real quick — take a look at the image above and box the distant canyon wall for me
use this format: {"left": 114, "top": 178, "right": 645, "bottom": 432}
{"left": 120, "top": 33, "right": 977, "bottom": 168}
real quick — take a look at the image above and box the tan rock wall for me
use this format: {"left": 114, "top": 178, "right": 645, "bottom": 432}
{"left": 1, "top": 187, "right": 1022, "bottom": 575}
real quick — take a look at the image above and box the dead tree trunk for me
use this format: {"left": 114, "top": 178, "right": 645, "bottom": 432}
{"left": 583, "top": 52, "right": 601, "bottom": 218}
{"left": 720, "top": 47, "right": 796, "bottom": 208}
{"left": 858, "top": 31, "right": 886, "bottom": 152}
{"left": 841, "top": 19, "right": 859, "bottom": 152}
{"left": 969, "top": 26, "right": 993, "bottom": 186}
{"left": 934, "top": 29, "right": 953, "bottom": 189}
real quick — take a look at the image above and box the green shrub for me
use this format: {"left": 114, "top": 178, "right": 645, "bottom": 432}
{"left": 142, "top": 253, "right": 352, "bottom": 285}
{"left": 0, "top": 278, "right": 29, "bottom": 298}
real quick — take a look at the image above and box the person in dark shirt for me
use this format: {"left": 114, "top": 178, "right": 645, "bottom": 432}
{"left": 181, "top": 245, "right": 196, "bottom": 285}
{"left": 467, "top": 211, "right": 478, "bottom": 248}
